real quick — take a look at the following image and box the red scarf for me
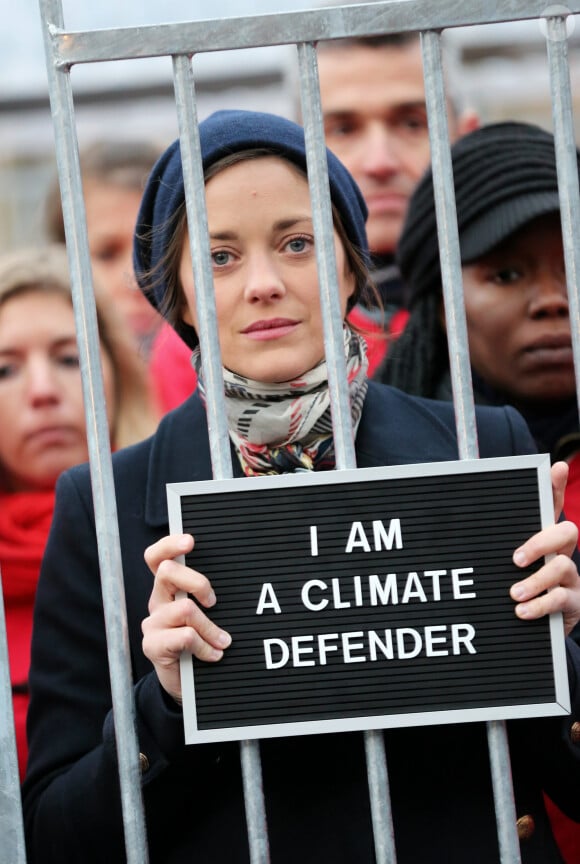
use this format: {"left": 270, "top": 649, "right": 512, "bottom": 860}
{"left": 0, "top": 489, "right": 55, "bottom": 779}
{"left": 0, "top": 490, "right": 55, "bottom": 601}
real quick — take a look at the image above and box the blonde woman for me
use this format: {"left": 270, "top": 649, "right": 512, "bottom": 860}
{"left": 0, "top": 244, "right": 158, "bottom": 777}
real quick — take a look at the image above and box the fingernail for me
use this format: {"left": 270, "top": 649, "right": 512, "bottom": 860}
{"left": 511, "top": 584, "right": 525, "bottom": 600}
{"left": 217, "top": 631, "right": 232, "bottom": 648}
{"left": 178, "top": 534, "right": 191, "bottom": 551}
{"left": 207, "top": 590, "right": 217, "bottom": 607}
{"left": 513, "top": 549, "right": 526, "bottom": 566}
{"left": 517, "top": 603, "right": 530, "bottom": 618}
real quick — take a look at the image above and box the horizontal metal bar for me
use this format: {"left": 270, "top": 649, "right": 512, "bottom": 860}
{"left": 48, "top": 0, "right": 580, "bottom": 67}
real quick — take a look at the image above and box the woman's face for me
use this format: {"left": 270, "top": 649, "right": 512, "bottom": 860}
{"left": 0, "top": 291, "right": 115, "bottom": 491}
{"left": 461, "top": 213, "right": 574, "bottom": 408}
{"left": 179, "top": 156, "right": 356, "bottom": 383}
{"left": 84, "top": 180, "right": 161, "bottom": 343}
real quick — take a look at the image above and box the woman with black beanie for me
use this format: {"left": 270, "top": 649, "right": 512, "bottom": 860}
{"left": 380, "top": 121, "right": 578, "bottom": 465}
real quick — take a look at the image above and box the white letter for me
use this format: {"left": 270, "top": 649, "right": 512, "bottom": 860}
{"left": 310, "top": 525, "right": 318, "bottom": 557}
{"left": 372, "top": 518, "right": 403, "bottom": 551}
{"left": 292, "top": 635, "right": 316, "bottom": 667}
{"left": 396, "top": 628, "right": 422, "bottom": 659}
{"left": 264, "top": 638, "right": 289, "bottom": 669}
{"left": 424, "top": 570, "right": 446, "bottom": 601}
{"left": 451, "top": 623, "right": 476, "bottom": 654}
{"left": 424, "top": 625, "right": 449, "bottom": 657}
{"left": 353, "top": 574, "right": 363, "bottom": 606}
{"left": 256, "top": 583, "right": 281, "bottom": 615}
{"left": 302, "top": 579, "right": 328, "bottom": 611}
{"left": 345, "top": 521, "right": 371, "bottom": 553}
{"left": 452, "top": 568, "right": 476, "bottom": 600}
{"left": 332, "top": 577, "right": 351, "bottom": 609}
{"left": 317, "top": 632, "right": 340, "bottom": 665}
{"left": 401, "top": 572, "right": 428, "bottom": 604}
{"left": 368, "top": 629, "right": 394, "bottom": 661}
{"left": 342, "top": 631, "right": 366, "bottom": 663}
{"left": 368, "top": 573, "right": 399, "bottom": 605}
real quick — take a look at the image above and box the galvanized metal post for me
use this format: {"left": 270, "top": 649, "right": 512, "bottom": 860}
{"left": 0, "top": 574, "right": 27, "bottom": 864}
{"left": 545, "top": 13, "right": 580, "bottom": 410}
{"left": 172, "top": 53, "right": 271, "bottom": 864}
{"left": 421, "top": 30, "right": 522, "bottom": 864}
{"left": 37, "top": 2, "right": 150, "bottom": 862}
{"left": 297, "top": 40, "right": 398, "bottom": 864}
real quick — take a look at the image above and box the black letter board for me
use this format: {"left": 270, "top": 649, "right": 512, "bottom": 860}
{"left": 166, "top": 454, "right": 570, "bottom": 745}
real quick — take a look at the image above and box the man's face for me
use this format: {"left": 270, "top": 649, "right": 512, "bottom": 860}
{"left": 319, "top": 42, "right": 459, "bottom": 256}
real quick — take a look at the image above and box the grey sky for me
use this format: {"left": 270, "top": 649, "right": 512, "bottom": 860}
{"left": 2, "top": 0, "right": 314, "bottom": 96}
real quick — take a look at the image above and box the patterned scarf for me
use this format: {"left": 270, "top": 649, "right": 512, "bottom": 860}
{"left": 193, "top": 327, "right": 369, "bottom": 475}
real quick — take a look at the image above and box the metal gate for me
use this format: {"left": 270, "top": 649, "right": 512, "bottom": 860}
{"left": 2, "top": 1, "right": 580, "bottom": 862}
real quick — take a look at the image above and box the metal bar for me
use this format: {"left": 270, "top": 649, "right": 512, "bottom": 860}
{"left": 171, "top": 55, "right": 232, "bottom": 480}
{"left": 487, "top": 722, "right": 523, "bottom": 864}
{"left": 364, "top": 733, "right": 397, "bottom": 864}
{"left": 297, "top": 40, "right": 397, "bottom": 864}
{"left": 0, "top": 574, "right": 27, "bottom": 864}
{"left": 297, "top": 41, "right": 357, "bottom": 472}
{"left": 172, "top": 54, "right": 270, "bottom": 864}
{"left": 421, "top": 29, "right": 522, "bottom": 864}
{"left": 38, "top": 3, "right": 150, "bottom": 863}
{"left": 420, "top": 30, "right": 478, "bottom": 462}
{"left": 47, "top": 1, "right": 580, "bottom": 67}
{"left": 545, "top": 13, "right": 580, "bottom": 411}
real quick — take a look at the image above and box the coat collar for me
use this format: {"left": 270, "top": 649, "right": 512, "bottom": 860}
{"left": 145, "top": 393, "right": 244, "bottom": 527}
{"left": 144, "top": 382, "right": 457, "bottom": 527}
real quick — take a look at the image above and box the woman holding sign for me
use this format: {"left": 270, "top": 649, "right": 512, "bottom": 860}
{"left": 24, "top": 111, "right": 580, "bottom": 863}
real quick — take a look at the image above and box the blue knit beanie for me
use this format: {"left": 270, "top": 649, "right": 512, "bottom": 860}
{"left": 133, "top": 109, "right": 369, "bottom": 348}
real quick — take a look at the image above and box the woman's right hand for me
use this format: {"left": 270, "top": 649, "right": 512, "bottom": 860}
{"left": 142, "top": 533, "right": 232, "bottom": 704}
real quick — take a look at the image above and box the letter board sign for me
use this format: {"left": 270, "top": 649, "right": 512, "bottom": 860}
{"left": 166, "top": 454, "right": 570, "bottom": 745}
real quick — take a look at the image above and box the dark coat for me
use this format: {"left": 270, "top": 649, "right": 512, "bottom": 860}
{"left": 23, "top": 382, "right": 580, "bottom": 863}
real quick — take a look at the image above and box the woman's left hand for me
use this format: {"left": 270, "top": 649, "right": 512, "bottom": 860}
{"left": 510, "top": 461, "right": 580, "bottom": 636}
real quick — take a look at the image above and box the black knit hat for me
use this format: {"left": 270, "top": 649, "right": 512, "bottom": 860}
{"left": 133, "top": 109, "right": 369, "bottom": 349}
{"left": 397, "top": 121, "right": 575, "bottom": 309}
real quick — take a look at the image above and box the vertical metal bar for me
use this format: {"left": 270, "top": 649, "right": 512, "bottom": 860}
{"left": 0, "top": 574, "right": 27, "bottom": 864}
{"left": 172, "top": 54, "right": 270, "bottom": 864}
{"left": 38, "top": 2, "right": 150, "bottom": 863}
{"left": 421, "top": 30, "right": 522, "bottom": 864}
{"left": 297, "top": 41, "right": 397, "bottom": 864}
{"left": 420, "top": 30, "right": 478, "bottom": 462}
{"left": 296, "top": 41, "right": 357, "bottom": 471}
{"left": 545, "top": 13, "right": 580, "bottom": 409}
{"left": 171, "top": 55, "right": 232, "bottom": 479}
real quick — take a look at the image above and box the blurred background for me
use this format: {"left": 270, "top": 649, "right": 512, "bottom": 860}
{"left": 2, "top": 0, "right": 579, "bottom": 253}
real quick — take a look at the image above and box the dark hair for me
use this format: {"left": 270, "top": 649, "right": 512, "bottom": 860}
{"left": 45, "top": 139, "right": 163, "bottom": 244}
{"left": 317, "top": 33, "right": 419, "bottom": 52}
{"left": 379, "top": 293, "right": 446, "bottom": 395}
